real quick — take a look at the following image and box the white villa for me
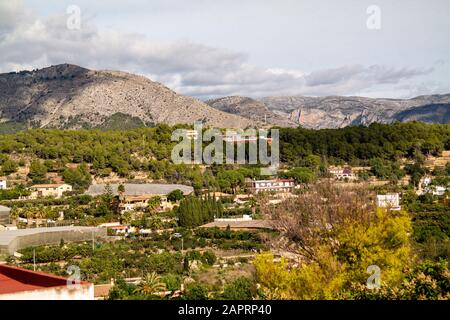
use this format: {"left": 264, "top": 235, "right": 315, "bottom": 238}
{"left": 329, "top": 167, "right": 356, "bottom": 180}
{"left": 251, "top": 179, "right": 295, "bottom": 194}
{"left": 85, "top": 183, "right": 194, "bottom": 214}
{"left": 29, "top": 184, "right": 73, "bottom": 199}
{"left": 376, "top": 193, "right": 401, "bottom": 210}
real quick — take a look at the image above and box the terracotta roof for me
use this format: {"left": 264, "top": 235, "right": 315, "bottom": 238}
{"left": 200, "top": 220, "right": 275, "bottom": 230}
{"left": 85, "top": 183, "right": 194, "bottom": 197}
{"left": 31, "top": 184, "right": 69, "bottom": 188}
{"left": 0, "top": 264, "right": 90, "bottom": 295}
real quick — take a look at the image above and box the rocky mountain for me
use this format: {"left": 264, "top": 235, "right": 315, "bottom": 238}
{"left": 2, "top": 64, "right": 448, "bottom": 132}
{"left": 393, "top": 103, "right": 450, "bottom": 124}
{"left": 205, "top": 96, "right": 297, "bottom": 127}
{"left": 208, "top": 94, "right": 450, "bottom": 129}
{"left": 0, "top": 64, "right": 255, "bottom": 131}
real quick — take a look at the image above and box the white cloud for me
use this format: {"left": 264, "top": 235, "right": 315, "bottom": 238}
{"left": 0, "top": 1, "right": 436, "bottom": 99}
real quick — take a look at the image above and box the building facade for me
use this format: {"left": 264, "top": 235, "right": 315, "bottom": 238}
{"left": 0, "top": 265, "right": 94, "bottom": 300}
{"left": 29, "top": 184, "right": 72, "bottom": 199}
{"left": 329, "top": 167, "right": 355, "bottom": 180}
{"left": 376, "top": 193, "right": 401, "bottom": 210}
{"left": 251, "top": 179, "right": 295, "bottom": 194}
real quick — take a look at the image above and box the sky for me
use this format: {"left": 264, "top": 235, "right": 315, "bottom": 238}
{"left": 1, "top": 0, "right": 449, "bottom": 99}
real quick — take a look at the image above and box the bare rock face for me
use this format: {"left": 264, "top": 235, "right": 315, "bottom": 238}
{"left": 205, "top": 96, "right": 297, "bottom": 127}
{"left": 260, "top": 95, "right": 450, "bottom": 129}
{"left": 0, "top": 64, "right": 254, "bottom": 129}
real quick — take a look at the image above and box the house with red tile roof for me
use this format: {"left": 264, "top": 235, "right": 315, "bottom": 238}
{"left": 0, "top": 264, "right": 93, "bottom": 300}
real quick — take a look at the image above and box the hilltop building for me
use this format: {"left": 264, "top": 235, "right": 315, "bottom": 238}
{"left": 222, "top": 131, "right": 272, "bottom": 144}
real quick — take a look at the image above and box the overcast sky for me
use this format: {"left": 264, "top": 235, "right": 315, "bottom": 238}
{"left": 1, "top": 0, "right": 449, "bottom": 99}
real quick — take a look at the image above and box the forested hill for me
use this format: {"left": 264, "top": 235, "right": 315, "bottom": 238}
{"left": 0, "top": 122, "right": 448, "bottom": 170}
{"left": 278, "top": 122, "right": 450, "bottom": 164}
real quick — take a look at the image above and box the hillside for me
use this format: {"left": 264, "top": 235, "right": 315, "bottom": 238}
{"left": 394, "top": 103, "right": 450, "bottom": 124}
{"left": 205, "top": 96, "right": 297, "bottom": 127}
{"left": 207, "top": 94, "right": 450, "bottom": 129}
{"left": 0, "top": 64, "right": 255, "bottom": 131}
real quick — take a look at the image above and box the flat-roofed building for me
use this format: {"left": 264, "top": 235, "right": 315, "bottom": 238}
{"left": 376, "top": 193, "right": 401, "bottom": 210}
{"left": 184, "top": 130, "right": 199, "bottom": 140}
{"left": 329, "top": 167, "right": 356, "bottom": 180}
{"left": 0, "top": 265, "right": 93, "bottom": 300}
{"left": 251, "top": 179, "right": 295, "bottom": 194}
{"left": 29, "top": 183, "right": 72, "bottom": 199}
{"left": 0, "top": 179, "right": 7, "bottom": 190}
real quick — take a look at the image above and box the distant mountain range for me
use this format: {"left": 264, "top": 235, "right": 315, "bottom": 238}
{"left": 0, "top": 64, "right": 448, "bottom": 133}
{"left": 207, "top": 95, "right": 450, "bottom": 129}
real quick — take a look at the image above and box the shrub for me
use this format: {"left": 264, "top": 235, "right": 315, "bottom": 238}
{"left": 184, "top": 283, "right": 209, "bottom": 300}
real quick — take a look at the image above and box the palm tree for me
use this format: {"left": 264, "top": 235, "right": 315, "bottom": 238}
{"left": 134, "top": 272, "right": 166, "bottom": 296}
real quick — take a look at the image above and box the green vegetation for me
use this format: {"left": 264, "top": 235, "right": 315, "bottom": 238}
{"left": 61, "top": 163, "right": 92, "bottom": 190}
{"left": 253, "top": 182, "right": 449, "bottom": 300}
{"left": 222, "top": 277, "right": 256, "bottom": 300}
{"left": 279, "top": 122, "right": 450, "bottom": 164}
{"left": 176, "top": 196, "right": 223, "bottom": 227}
{"left": 1, "top": 122, "right": 449, "bottom": 300}
{"left": 167, "top": 189, "right": 184, "bottom": 202}
{"left": 28, "top": 160, "right": 48, "bottom": 184}
{"left": 0, "top": 121, "right": 28, "bottom": 134}
{"left": 95, "top": 113, "right": 150, "bottom": 131}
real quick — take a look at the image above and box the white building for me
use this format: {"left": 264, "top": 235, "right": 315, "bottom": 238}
{"left": 184, "top": 130, "right": 199, "bottom": 140}
{"left": 29, "top": 184, "right": 72, "bottom": 199}
{"left": 120, "top": 195, "right": 174, "bottom": 214}
{"left": 0, "top": 265, "right": 94, "bottom": 300}
{"left": 85, "top": 183, "right": 194, "bottom": 214}
{"left": 0, "top": 179, "right": 7, "bottom": 190}
{"left": 251, "top": 179, "right": 295, "bottom": 194}
{"left": 421, "top": 176, "right": 432, "bottom": 188}
{"left": 222, "top": 131, "right": 258, "bottom": 143}
{"left": 215, "top": 215, "right": 253, "bottom": 222}
{"left": 376, "top": 193, "right": 401, "bottom": 210}
{"left": 329, "top": 167, "right": 355, "bottom": 180}
{"left": 431, "top": 186, "right": 447, "bottom": 196}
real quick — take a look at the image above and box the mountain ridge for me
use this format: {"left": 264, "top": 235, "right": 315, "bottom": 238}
{"left": 0, "top": 64, "right": 256, "bottom": 131}
{"left": 208, "top": 94, "right": 450, "bottom": 129}
{"left": 1, "top": 64, "right": 449, "bottom": 131}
